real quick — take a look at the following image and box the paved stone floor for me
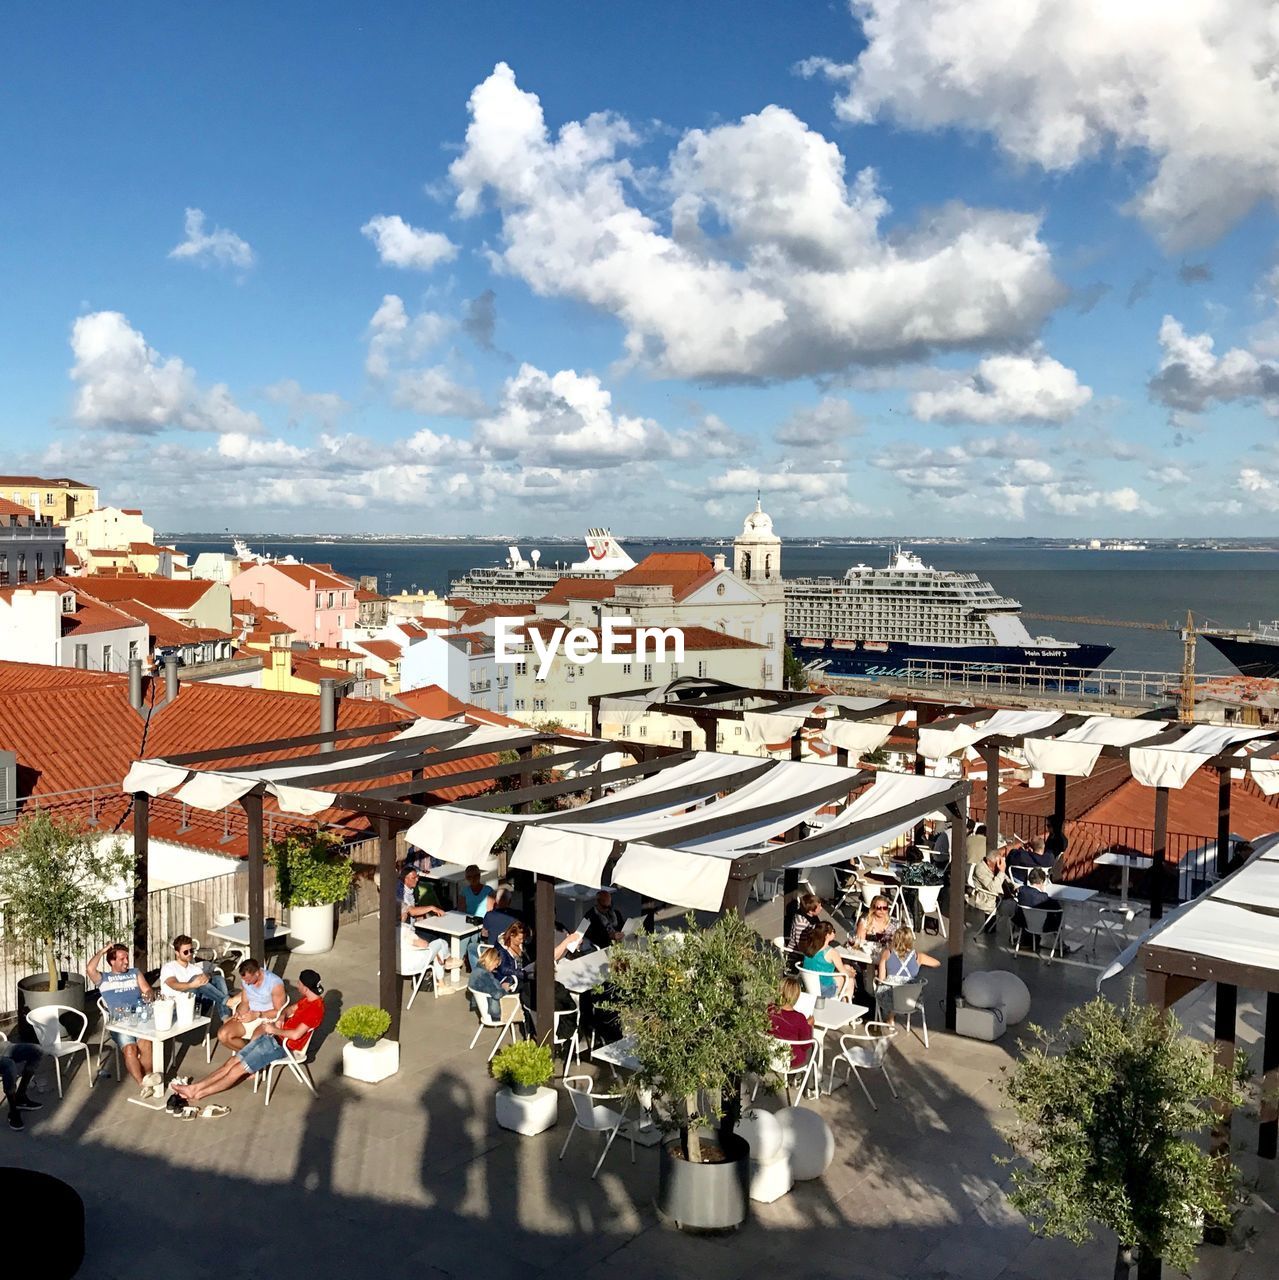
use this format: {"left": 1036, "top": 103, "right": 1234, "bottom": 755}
{"left": 7, "top": 896, "right": 1278, "bottom": 1280}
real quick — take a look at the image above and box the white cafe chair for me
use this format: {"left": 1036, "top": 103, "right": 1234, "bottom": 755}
{"left": 398, "top": 940, "right": 441, "bottom": 1010}
{"left": 26, "top": 1005, "right": 94, "bottom": 1097}
{"left": 468, "top": 991, "right": 523, "bottom": 1062}
{"left": 882, "top": 979, "right": 930, "bottom": 1049}
{"left": 827, "top": 1023, "right": 899, "bottom": 1110}
{"left": 1010, "top": 905, "right": 1063, "bottom": 961}
{"left": 95, "top": 997, "right": 123, "bottom": 1081}
{"left": 914, "top": 883, "right": 947, "bottom": 938}
{"left": 1089, "top": 905, "right": 1138, "bottom": 960}
{"left": 559, "top": 1075, "right": 636, "bottom": 1179}
{"left": 751, "top": 1036, "right": 818, "bottom": 1105}
{"left": 549, "top": 1008, "right": 581, "bottom": 1077}
{"left": 798, "top": 967, "right": 853, "bottom": 1003}
{"left": 253, "top": 1025, "right": 319, "bottom": 1105}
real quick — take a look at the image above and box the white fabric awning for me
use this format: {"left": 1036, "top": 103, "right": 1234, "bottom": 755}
{"left": 1021, "top": 716, "right": 1170, "bottom": 778}
{"left": 173, "top": 771, "right": 259, "bottom": 811}
{"left": 402, "top": 807, "right": 511, "bottom": 873}
{"left": 509, "top": 823, "right": 616, "bottom": 887}
{"left": 785, "top": 774, "right": 957, "bottom": 868}
{"left": 821, "top": 718, "right": 894, "bottom": 754}
{"left": 1211, "top": 859, "right": 1279, "bottom": 911}
{"left": 599, "top": 695, "right": 651, "bottom": 726}
{"left": 1147, "top": 897, "right": 1279, "bottom": 969}
{"left": 741, "top": 711, "right": 801, "bottom": 743}
{"left": 122, "top": 759, "right": 192, "bottom": 796}
{"left": 268, "top": 783, "right": 338, "bottom": 817}
{"left": 612, "top": 842, "right": 732, "bottom": 913}
{"left": 1129, "top": 724, "right": 1270, "bottom": 789}
{"left": 918, "top": 709, "right": 1062, "bottom": 759}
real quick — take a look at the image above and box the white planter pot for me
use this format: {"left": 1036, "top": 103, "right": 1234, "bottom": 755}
{"left": 495, "top": 1085, "right": 557, "bottom": 1135}
{"left": 343, "top": 1038, "right": 399, "bottom": 1083}
{"left": 288, "top": 904, "right": 336, "bottom": 955}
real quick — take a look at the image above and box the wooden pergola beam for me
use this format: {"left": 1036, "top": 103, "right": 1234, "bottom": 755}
{"left": 356, "top": 745, "right": 611, "bottom": 799}
{"left": 164, "top": 718, "right": 418, "bottom": 766}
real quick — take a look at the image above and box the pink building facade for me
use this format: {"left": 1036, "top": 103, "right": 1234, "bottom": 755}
{"left": 231, "top": 562, "right": 357, "bottom": 647}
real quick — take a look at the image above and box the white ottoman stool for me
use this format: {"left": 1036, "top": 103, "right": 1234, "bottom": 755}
{"left": 738, "top": 1110, "right": 792, "bottom": 1202}
{"left": 774, "top": 1105, "right": 835, "bottom": 1181}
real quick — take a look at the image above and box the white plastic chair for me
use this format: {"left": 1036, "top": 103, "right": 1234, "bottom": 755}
{"left": 252, "top": 1025, "right": 318, "bottom": 1105}
{"left": 752, "top": 869, "right": 785, "bottom": 902}
{"left": 1010, "top": 905, "right": 1063, "bottom": 961}
{"left": 398, "top": 942, "right": 441, "bottom": 1010}
{"left": 799, "top": 964, "right": 852, "bottom": 1003}
{"left": 751, "top": 1035, "right": 818, "bottom": 1104}
{"left": 559, "top": 1074, "right": 636, "bottom": 1179}
{"left": 468, "top": 991, "right": 523, "bottom": 1061}
{"left": 884, "top": 979, "right": 929, "bottom": 1049}
{"left": 549, "top": 1008, "right": 581, "bottom": 1077}
{"left": 94, "top": 997, "right": 123, "bottom": 1081}
{"left": 1089, "top": 905, "right": 1137, "bottom": 960}
{"left": 914, "top": 884, "right": 947, "bottom": 938}
{"left": 26, "top": 1005, "right": 93, "bottom": 1097}
{"left": 828, "top": 1023, "right": 899, "bottom": 1109}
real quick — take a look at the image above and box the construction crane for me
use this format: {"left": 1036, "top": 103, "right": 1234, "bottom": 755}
{"left": 1022, "top": 613, "right": 1175, "bottom": 631}
{"left": 1180, "top": 610, "right": 1197, "bottom": 723}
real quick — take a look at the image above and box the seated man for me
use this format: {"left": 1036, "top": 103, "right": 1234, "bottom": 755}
{"left": 1014, "top": 869, "right": 1068, "bottom": 951}
{"left": 399, "top": 868, "right": 446, "bottom": 924}
{"left": 1006, "top": 835, "right": 1056, "bottom": 875}
{"left": 159, "top": 934, "right": 232, "bottom": 1017}
{"left": 1, "top": 1037, "right": 43, "bottom": 1132}
{"left": 217, "top": 958, "right": 287, "bottom": 1052}
{"left": 967, "top": 850, "right": 1017, "bottom": 928}
{"left": 87, "top": 943, "right": 158, "bottom": 1095}
{"left": 578, "top": 890, "right": 626, "bottom": 953}
{"left": 466, "top": 884, "right": 518, "bottom": 969}
{"left": 171, "top": 970, "right": 325, "bottom": 1113}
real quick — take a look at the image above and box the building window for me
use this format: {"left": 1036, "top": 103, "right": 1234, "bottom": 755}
{"left": 0, "top": 554, "right": 8, "bottom": 584}
{"left": 514, "top": 699, "right": 526, "bottom": 711}
{"left": 337, "top": 615, "right": 344, "bottom": 627}
{"left": 327, "top": 592, "right": 334, "bottom": 608}
{"left": 61, "top": 594, "right": 74, "bottom": 613}
{"left": 102, "top": 645, "right": 112, "bottom": 672}
{"left": 622, "top": 663, "right": 631, "bottom": 675}
{"left": 35, "top": 551, "right": 43, "bottom": 580}
{"left": 534, "top": 699, "right": 546, "bottom": 712}
{"left": 45, "top": 492, "right": 53, "bottom": 505}
{"left": 128, "top": 640, "right": 139, "bottom": 660}
{"left": 17, "top": 552, "right": 26, "bottom": 582}
{"left": 341, "top": 592, "right": 348, "bottom": 606}
{"left": 516, "top": 661, "right": 527, "bottom": 676}
{"left": 697, "top": 661, "right": 706, "bottom": 677}
{"left": 643, "top": 664, "right": 653, "bottom": 681}
{"left": 315, "top": 593, "right": 322, "bottom": 608}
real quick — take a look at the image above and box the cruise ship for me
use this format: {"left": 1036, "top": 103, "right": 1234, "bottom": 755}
{"left": 1200, "top": 623, "right": 1279, "bottom": 678}
{"left": 448, "top": 529, "right": 635, "bottom": 604}
{"left": 785, "top": 548, "right": 1113, "bottom": 679}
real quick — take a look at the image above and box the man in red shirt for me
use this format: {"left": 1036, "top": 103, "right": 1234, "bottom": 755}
{"left": 169, "top": 970, "right": 325, "bottom": 1114}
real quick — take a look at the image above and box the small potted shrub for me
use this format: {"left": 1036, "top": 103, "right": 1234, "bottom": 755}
{"left": 336, "top": 1005, "right": 398, "bottom": 1083}
{"left": 268, "top": 831, "right": 354, "bottom": 955}
{"left": 491, "top": 1039, "right": 557, "bottom": 1135}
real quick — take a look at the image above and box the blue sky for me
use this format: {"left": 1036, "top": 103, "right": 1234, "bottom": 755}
{"left": 2, "top": 1, "right": 1277, "bottom": 536}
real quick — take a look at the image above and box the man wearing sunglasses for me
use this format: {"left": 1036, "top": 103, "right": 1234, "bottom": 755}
{"left": 159, "top": 934, "right": 232, "bottom": 1017}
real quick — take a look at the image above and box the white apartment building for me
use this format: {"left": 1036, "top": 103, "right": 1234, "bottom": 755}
{"left": 0, "top": 582, "right": 149, "bottom": 671}
{"left": 63, "top": 505, "right": 155, "bottom": 551}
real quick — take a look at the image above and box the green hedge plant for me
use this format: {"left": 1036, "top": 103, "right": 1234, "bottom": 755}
{"left": 491, "top": 1040, "right": 554, "bottom": 1090}
{"left": 335, "top": 1005, "right": 391, "bottom": 1046}
{"left": 269, "top": 831, "right": 354, "bottom": 908}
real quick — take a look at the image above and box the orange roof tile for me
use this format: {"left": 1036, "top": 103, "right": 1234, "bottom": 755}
{"left": 0, "top": 474, "right": 91, "bottom": 488}
{"left": 394, "top": 685, "right": 524, "bottom": 728}
{"left": 0, "top": 661, "right": 125, "bottom": 691}
{"left": 356, "top": 640, "right": 403, "bottom": 662}
{"left": 503, "top": 621, "right": 763, "bottom": 651}
{"left": 62, "top": 598, "right": 146, "bottom": 638}
{"left": 0, "top": 496, "right": 35, "bottom": 518}
{"left": 537, "top": 577, "right": 619, "bottom": 605}
{"left": 614, "top": 552, "right": 718, "bottom": 601}
{"left": 76, "top": 575, "right": 218, "bottom": 611}
{"left": 263, "top": 562, "right": 355, "bottom": 591}
{"left": 109, "top": 599, "right": 205, "bottom": 646}
{"left": 304, "top": 646, "right": 358, "bottom": 661}
{"left": 413, "top": 615, "right": 453, "bottom": 629}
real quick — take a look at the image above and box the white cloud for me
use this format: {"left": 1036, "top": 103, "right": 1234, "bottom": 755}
{"left": 775, "top": 397, "right": 860, "bottom": 448}
{"left": 361, "top": 214, "right": 459, "bottom": 271}
{"left": 1149, "top": 463, "right": 1192, "bottom": 488}
{"left": 364, "top": 294, "right": 451, "bottom": 379}
{"left": 168, "top": 207, "right": 255, "bottom": 270}
{"left": 449, "top": 63, "right": 1062, "bottom": 381}
{"left": 910, "top": 351, "right": 1092, "bottom": 423}
{"left": 706, "top": 465, "right": 866, "bottom": 517}
{"left": 216, "top": 433, "right": 307, "bottom": 465}
{"left": 69, "top": 311, "right": 261, "bottom": 435}
{"left": 1237, "top": 467, "right": 1279, "bottom": 511}
{"left": 1149, "top": 315, "right": 1279, "bottom": 416}
{"left": 392, "top": 366, "right": 487, "bottom": 418}
{"left": 805, "top": 0, "right": 1279, "bottom": 249}
{"left": 263, "top": 379, "right": 347, "bottom": 427}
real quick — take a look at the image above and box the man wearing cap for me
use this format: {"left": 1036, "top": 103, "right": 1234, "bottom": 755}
{"left": 968, "top": 846, "right": 1018, "bottom": 929}
{"left": 170, "top": 970, "right": 325, "bottom": 1113}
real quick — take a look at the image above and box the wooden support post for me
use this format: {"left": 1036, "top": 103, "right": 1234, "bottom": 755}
{"left": 535, "top": 873, "right": 556, "bottom": 1043}
{"left": 836, "top": 747, "right": 849, "bottom": 769}
{"left": 244, "top": 791, "right": 265, "bottom": 962}
{"left": 721, "top": 876, "right": 751, "bottom": 916}
{"left": 782, "top": 867, "right": 800, "bottom": 935}
{"left": 1052, "top": 773, "right": 1067, "bottom": 852}
{"left": 589, "top": 699, "right": 601, "bottom": 738}
{"left": 1208, "top": 981, "right": 1238, "bottom": 1245}
{"left": 983, "top": 743, "right": 1000, "bottom": 856}
{"left": 1260, "top": 991, "right": 1279, "bottom": 1160}
{"left": 1216, "top": 768, "right": 1232, "bottom": 879}
{"left": 791, "top": 729, "right": 803, "bottom": 762}
{"left": 681, "top": 728, "right": 693, "bottom": 752}
{"left": 1151, "top": 785, "right": 1169, "bottom": 920}
{"left": 945, "top": 797, "right": 968, "bottom": 1032}
{"left": 131, "top": 793, "right": 150, "bottom": 971}
{"left": 378, "top": 818, "right": 401, "bottom": 1042}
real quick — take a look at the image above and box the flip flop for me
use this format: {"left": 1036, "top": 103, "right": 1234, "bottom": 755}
{"left": 170, "top": 1106, "right": 198, "bottom": 1121}
{"left": 199, "top": 1104, "right": 230, "bottom": 1119}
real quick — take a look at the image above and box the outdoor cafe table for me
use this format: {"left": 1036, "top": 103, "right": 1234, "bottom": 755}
{"left": 207, "top": 920, "right": 292, "bottom": 951}
{"left": 1093, "top": 851, "right": 1147, "bottom": 908}
{"left": 591, "top": 1036, "right": 661, "bottom": 1145}
{"left": 104, "top": 1013, "right": 212, "bottom": 1110}
{"left": 416, "top": 911, "right": 482, "bottom": 988}
{"left": 555, "top": 949, "right": 611, "bottom": 995}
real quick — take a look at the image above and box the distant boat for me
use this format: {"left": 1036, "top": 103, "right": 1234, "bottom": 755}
{"left": 1201, "top": 622, "right": 1279, "bottom": 678}
{"left": 448, "top": 528, "right": 635, "bottom": 604}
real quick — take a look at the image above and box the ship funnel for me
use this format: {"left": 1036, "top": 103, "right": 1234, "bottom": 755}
{"left": 530, "top": 549, "right": 541, "bottom": 565}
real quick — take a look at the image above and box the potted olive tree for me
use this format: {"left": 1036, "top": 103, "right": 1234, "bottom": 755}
{"left": 491, "top": 1040, "right": 557, "bottom": 1135}
{"left": 604, "top": 912, "right": 781, "bottom": 1231}
{"left": 0, "top": 811, "right": 130, "bottom": 1017}
{"left": 336, "top": 1005, "right": 398, "bottom": 1083}
{"left": 268, "top": 830, "right": 353, "bottom": 955}
{"left": 1001, "top": 995, "right": 1247, "bottom": 1279}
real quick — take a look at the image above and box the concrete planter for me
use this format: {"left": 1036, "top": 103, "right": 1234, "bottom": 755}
{"left": 287, "top": 903, "right": 336, "bottom": 955}
{"left": 343, "top": 1038, "right": 399, "bottom": 1083}
{"left": 495, "top": 1085, "right": 557, "bottom": 1135}
{"left": 17, "top": 972, "right": 87, "bottom": 1039}
{"left": 656, "top": 1133, "right": 751, "bottom": 1232}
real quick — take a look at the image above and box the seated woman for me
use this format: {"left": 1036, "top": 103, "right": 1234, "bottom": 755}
{"left": 169, "top": 970, "right": 325, "bottom": 1115}
{"left": 785, "top": 892, "right": 824, "bottom": 954}
{"left": 399, "top": 921, "right": 456, "bottom": 982}
{"left": 853, "top": 895, "right": 897, "bottom": 954}
{"left": 495, "top": 921, "right": 528, "bottom": 990}
{"left": 468, "top": 946, "right": 512, "bottom": 1020}
{"left": 768, "top": 976, "right": 815, "bottom": 1068}
{"left": 874, "top": 927, "right": 940, "bottom": 1025}
{"left": 798, "top": 923, "right": 856, "bottom": 1000}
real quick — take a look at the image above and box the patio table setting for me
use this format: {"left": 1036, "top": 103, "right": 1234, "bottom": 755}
{"left": 102, "top": 1006, "right": 213, "bottom": 1110}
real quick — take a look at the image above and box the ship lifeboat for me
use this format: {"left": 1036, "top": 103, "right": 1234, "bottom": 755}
{"left": 864, "top": 641, "right": 888, "bottom": 652}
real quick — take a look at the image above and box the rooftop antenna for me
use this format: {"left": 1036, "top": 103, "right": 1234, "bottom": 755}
{"left": 1180, "top": 609, "right": 1197, "bottom": 723}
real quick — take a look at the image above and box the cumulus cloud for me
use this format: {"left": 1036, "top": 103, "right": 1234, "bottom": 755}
{"left": 1149, "top": 463, "right": 1192, "bottom": 488}
{"left": 910, "top": 351, "right": 1092, "bottom": 424}
{"left": 1148, "top": 315, "right": 1279, "bottom": 416}
{"left": 1238, "top": 467, "right": 1279, "bottom": 511}
{"left": 69, "top": 311, "right": 262, "bottom": 435}
{"left": 804, "top": 0, "right": 1279, "bottom": 249}
{"left": 705, "top": 464, "right": 866, "bottom": 518}
{"left": 361, "top": 214, "right": 458, "bottom": 271}
{"left": 263, "top": 379, "right": 347, "bottom": 427}
{"left": 216, "top": 433, "right": 307, "bottom": 465}
{"left": 392, "top": 366, "right": 488, "bottom": 418}
{"left": 448, "top": 63, "right": 1062, "bottom": 382}
{"left": 364, "top": 294, "right": 451, "bottom": 379}
{"left": 168, "top": 207, "right": 255, "bottom": 270}
{"left": 775, "top": 397, "right": 860, "bottom": 448}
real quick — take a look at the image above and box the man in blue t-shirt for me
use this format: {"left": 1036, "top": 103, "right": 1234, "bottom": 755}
{"left": 88, "top": 942, "right": 158, "bottom": 1093}
{"left": 217, "top": 958, "right": 287, "bottom": 1053}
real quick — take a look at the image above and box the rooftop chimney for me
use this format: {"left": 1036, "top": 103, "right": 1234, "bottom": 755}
{"left": 128, "top": 658, "right": 144, "bottom": 711}
{"left": 713, "top": 552, "right": 727, "bottom": 573}
{"left": 319, "top": 677, "right": 337, "bottom": 753}
{"left": 74, "top": 643, "right": 88, "bottom": 670}
{"left": 165, "top": 654, "right": 179, "bottom": 703}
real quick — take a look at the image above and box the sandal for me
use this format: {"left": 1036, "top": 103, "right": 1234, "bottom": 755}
{"left": 170, "top": 1106, "right": 198, "bottom": 1121}
{"left": 199, "top": 1104, "right": 230, "bottom": 1119}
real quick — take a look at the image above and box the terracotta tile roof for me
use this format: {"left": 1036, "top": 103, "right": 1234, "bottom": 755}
{"left": 76, "top": 575, "right": 218, "bottom": 612}
{"left": 62, "top": 598, "right": 146, "bottom": 638}
{"left": 444, "top": 631, "right": 494, "bottom": 655}
{"left": 107, "top": 599, "right": 205, "bottom": 646}
{"left": 0, "top": 661, "right": 125, "bottom": 691}
{"left": 303, "top": 646, "right": 359, "bottom": 661}
{"left": 394, "top": 685, "right": 524, "bottom": 728}
{"left": 614, "top": 552, "right": 716, "bottom": 601}
{"left": 290, "top": 658, "right": 358, "bottom": 688}
{"left": 354, "top": 588, "right": 385, "bottom": 603}
{"left": 355, "top": 640, "right": 403, "bottom": 662}
{"left": 0, "top": 497, "right": 35, "bottom": 518}
{"left": 414, "top": 615, "right": 453, "bottom": 629}
{"left": 127, "top": 542, "right": 170, "bottom": 555}
{"left": 537, "top": 577, "right": 619, "bottom": 605}
{"left": 265, "top": 562, "right": 355, "bottom": 591}
{"left": 121, "top": 508, "right": 143, "bottom": 515}
{"left": 247, "top": 617, "right": 294, "bottom": 637}
{"left": 0, "top": 475, "right": 91, "bottom": 488}
{"left": 455, "top": 603, "right": 536, "bottom": 629}
{"left": 64, "top": 547, "right": 81, "bottom": 566}
{"left": 445, "top": 596, "right": 478, "bottom": 608}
